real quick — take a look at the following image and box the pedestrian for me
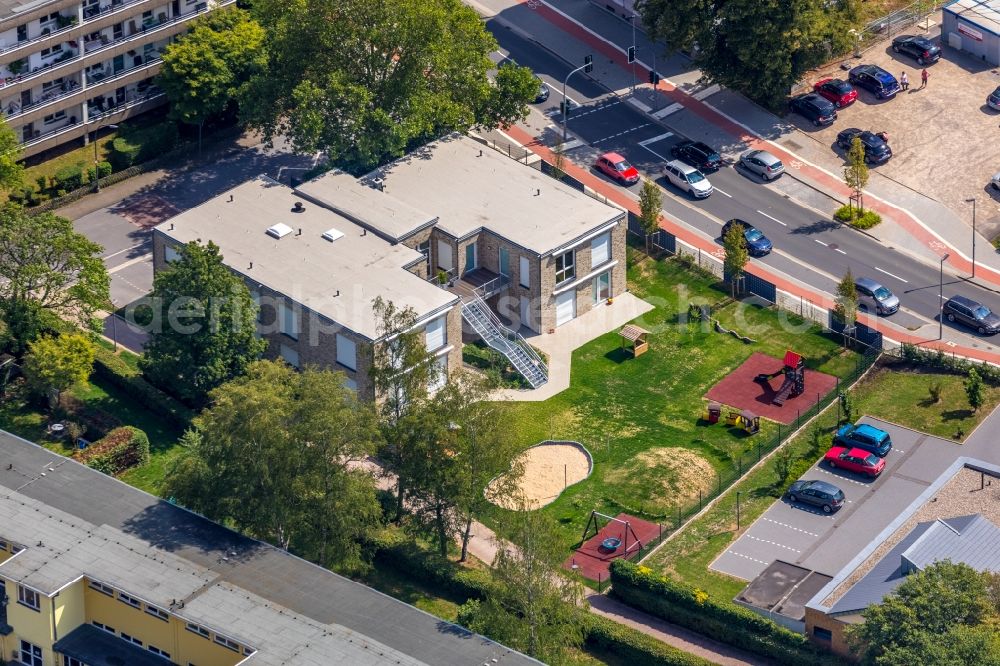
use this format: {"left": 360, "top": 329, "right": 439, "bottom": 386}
{"left": 900, "top": 71, "right": 909, "bottom": 90}
{"left": 920, "top": 68, "right": 928, "bottom": 88}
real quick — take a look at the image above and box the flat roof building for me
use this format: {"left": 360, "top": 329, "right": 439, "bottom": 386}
{"left": 943, "top": 0, "right": 1000, "bottom": 66}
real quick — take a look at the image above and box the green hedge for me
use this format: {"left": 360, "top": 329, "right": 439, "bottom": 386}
{"left": 898, "top": 344, "right": 1000, "bottom": 385}
{"left": 76, "top": 425, "right": 150, "bottom": 475}
{"left": 583, "top": 614, "right": 713, "bottom": 666}
{"left": 609, "top": 561, "right": 844, "bottom": 665}
{"left": 110, "top": 136, "right": 142, "bottom": 171}
{"left": 92, "top": 346, "right": 194, "bottom": 429}
{"left": 53, "top": 164, "right": 84, "bottom": 191}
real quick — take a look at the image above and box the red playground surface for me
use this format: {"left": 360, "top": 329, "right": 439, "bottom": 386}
{"left": 563, "top": 513, "right": 661, "bottom": 582}
{"left": 705, "top": 352, "right": 838, "bottom": 425}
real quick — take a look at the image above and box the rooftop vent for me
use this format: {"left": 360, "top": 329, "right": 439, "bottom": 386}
{"left": 322, "top": 228, "right": 344, "bottom": 242}
{"left": 292, "top": 201, "right": 305, "bottom": 213}
{"left": 371, "top": 177, "right": 385, "bottom": 192}
{"left": 266, "top": 222, "right": 294, "bottom": 239}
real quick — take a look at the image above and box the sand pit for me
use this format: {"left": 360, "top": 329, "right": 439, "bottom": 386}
{"left": 488, "top": 441, "right": 592, "bottom": 510}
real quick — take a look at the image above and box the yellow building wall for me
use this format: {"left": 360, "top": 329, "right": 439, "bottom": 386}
{"left": 4, "top": 579, "right": 56, "bottom": 666}
{"left": 53, "top": 580, "right": 85, "bottom": 643}
{"left": 174, "top": 621, "right": 247, "bottom": 666}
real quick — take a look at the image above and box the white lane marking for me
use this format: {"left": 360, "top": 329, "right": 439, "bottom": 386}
{"left": 652, "top": 103, "right": 683, "bottom": 119}
{"left": 875, "top": 266, "right": 909, "bottom": 283}
{"left": 815, "top": 239, "right": 829, "bottom": 247}
{"left": 109, "top": 254, "right": 150, "bottom": 274}
{"left": 639, "top": 132, "right": 674, "bottom": 146}
{"left": 713, "top": 187, "right": 732, "bottom": 198}
{"left": 836, "top": 248, "right": 848, "bottom": 255}
{"left": 756, "top": 210, "right": 786, "bottom": 226}
{"left": 493, "top": 51, "right": 511, "bottom": 63}
{"left": 592, "top": 123, "right": 650, "bottom": 144}
{"left": 817, "top": 468, "right": 869, "bottom": 487}
{"left": 727, "top": 551, "right": 770, "bottom": 566}
{"left": 638, "top": 142, "right": 671, "bottom": 163}
{"left": 548, "top": 85, "right": 581, "bottom": 109}
{"left": 744, "top": 535, "right": 801, "bottom": 553}
{"left": 103, "top": 244, "right": 147, "bottom": 261}
{"left": 762, "top": 517, "right": 819, "bottom": 537}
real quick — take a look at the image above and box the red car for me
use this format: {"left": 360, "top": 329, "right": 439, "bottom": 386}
{"left": 824, "top": 446, "right": 885, "bottom": 478}
{"left": 813, "top": 78, "right": 858, "bottom": 108}
{"left": 595, "top": 152, "right": 640, "bottom": 185}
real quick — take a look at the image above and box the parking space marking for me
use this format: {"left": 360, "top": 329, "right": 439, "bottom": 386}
{"left": 817, "top": 468, "right": 870, "bottom": 487}
{"left": 744, "top": 535, "right": 801, "bottom": 553}
{"left": 727, "top": 551, "right": 770, "bottom": 566}
{"left": 714, "top": 187, "right": 732, "bottom": 198}
{"left": 762, "top": 517, "right": 819, "bottom": 537}
{"left": 638, "top": 132, "right": 674, "bottom": 146}
{"left": 639, "top": 142, "right": 671, "bottom": 163}
{"left": 875, "top": 266, "right": 909, "bottom": 283}
{"left": 756, "top": 210, "right": 786, "bottom": 226}
{"left": 791, "top": 505, "right": 837, "bottom": 518}
{"left": 592, "top": 123, "right": 651, "bottom": 144}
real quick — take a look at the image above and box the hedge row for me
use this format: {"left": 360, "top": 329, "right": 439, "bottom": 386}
{"left": 897, "top": 344, "right": 1000, "bottom": 385}
{"left": 76, "top": 425, "right": 150, "bottom": 475}
{"left": 365, "top": 530, "right": 714, "bottom": 665}
{"left": 92, "top": 346, "right": 194, "bottom": 430}
{"left": 608, "top": 560, "right": 844, "bottom": 666}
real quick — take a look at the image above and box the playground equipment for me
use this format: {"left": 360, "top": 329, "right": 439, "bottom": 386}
{"left": 704, "top": 401, "right": 722, "bottom": 424}
{"left": 726, "top": 409, "right": 760, "bottom": 435}
{"left": 581, "top": 511, "right": 643, "bottom": 557}
{"left": 619, "top": 324, "right": 650, "bottom": 358}
{"left": 755, "top": 350, "right": 805, "bottom": 406}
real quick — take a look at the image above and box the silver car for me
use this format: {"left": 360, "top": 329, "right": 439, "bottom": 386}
{"left": 992, "top": 171, "right": 1000, "bottom": 191}
{"left": 855, "top": 277, "right": 899, "bottom": 316}
{"left": 739, "top": 149, "right": 785, "bottom": 181}
{"left": 663, "top": 159, "right": 713, "bottom": 198}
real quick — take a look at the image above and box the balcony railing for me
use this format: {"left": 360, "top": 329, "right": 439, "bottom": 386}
{"left": 0, "top": 20, "right": 79, "bottom": 57}
{"left": 85, "top": 52, "right": 160, "bottom": 85}
{"left": 0, "top": 0, "right": 155, "bottom": 58}
{"left": 19, "top": 90, "right": 163, "bottom": 150}
{"left": 4, "top": 79, "right": 81, "bottom": 120}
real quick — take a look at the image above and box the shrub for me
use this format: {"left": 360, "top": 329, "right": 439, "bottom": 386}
{"left": 583, "top": 614, "right": 713, "bottom": 666}
{"left": 35, "top": 175, "right": 48, "bottom": 191}
{"left": 928, "top": 381, "right": 943, "bottom": 404}
{"left": 109, "top": 136, "right": 142, "bottom": 170}
{"left": 97, "top": 161, "right": 113, "bottom": 178}
{"left": 852, "top": 210, "right": 881, "bottom": 229}
{"left": 91, "top": 346, "right": 194, "bottom": 429}
{"left": 53, "top": 164, "right": 84, "bottom": 192}
{"left": 898, "top": 344, "right": 1000, "bottom": 385}
{"left": 126, "top": 122, "right": 180, "bottom": 163}
{"left": 76, "top": 425, "right": 150, "bottom": 475}
{"left": 833, "top": 205, "right": 854, "bottom": 222}
{"left": 61, "top": 394, "right": 123, "bottom": 440}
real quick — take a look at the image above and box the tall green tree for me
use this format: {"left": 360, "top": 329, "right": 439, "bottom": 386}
{"left": 241, "top": 0, "right": 537, "bottom": 172}
{"left": 0, "top": 118, "right": 23, "bottom": 191}
{"left": 139, "top": 240, "right": 266, "bottom": 405}
{"left": 834, "top": 267, "right": 858, "bottom": 346}
{"left": 23, "top": 333, "right": 95, "bottom": 410}
{"left": 164, "top": 360, "right": 380, "bottom": 570}
{"left": 0, "top": 206, "right": 109, "bottom": 354}
{"left": 966, "top": 367, "right": 985, "bottom": 413}
{"left": 158, "top": 8, "right": 267, "bottom": 153}
{"left": 638, "top": 177, "right": 662, "bottom": 254}
{"left": 844, "top": 136, "right": 869, "bottom": 215}
{"left": 847, "top": 561, "right": 1000, "bottom": 666}
{"left": 723, "top": 222, "right": 749, "bottom": 297}
{"left": 458, "top": 508, "right": 586, "bottom": 662}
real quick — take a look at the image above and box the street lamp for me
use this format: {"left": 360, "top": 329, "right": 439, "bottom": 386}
{"left": 562, "top": 55, "right": 593, "bottom": 142}
{"left": 625, "top": 14, "right": 637, "bottom": 94}
{"left": 939, "top": 252, "right": 950, "bottom": 340}
{"left": 965, "top": 198, "right": 977, "bottom": 278}
{"left": 736, "top": 491, "right": 742, "bottom": 530}
{"left": 111, "top": 299, "right": 118, "bottom": 352}
{"left": 92, "top": 122, "right": 119, "bottom": 192}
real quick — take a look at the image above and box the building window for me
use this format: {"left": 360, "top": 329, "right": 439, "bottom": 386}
{"left": 145, "top": 603, "right": 169, "bottom": 621}
{"left": 280, "top": 344, "right": 300, "bottom": 369}
{"left": 40, "top": 44, "right": 63, "bottom": 57}
{"left": 20, "top": 640, "right": 42, "bottom": 666}
{"left": 555, "top": 250, "right": 575, "bottom": 284}
{"left": 186, "top": 622, "right": 210, "bottom": 639}
{"left": 592, "top": 272, "right": 611, "bottom": 305}
{"left": 64, "top": 656, "right": 85, "bottom": 666}
{"left": 0, "top": 539, "right": 7, "bottom": 550}
{"left": 519, "top": 256, "right": 530, "bottom": 288}
{"left": 164, "top": 245, "right": 180, "bottom": 263}
{"left": 117, "top": 591, "right": 141, "bottom": 609}
{"left": 214, "top": 635, "right": 240, "bottom": 652}
{"left": 344, "top": 377, "right": 358, "bottom": 392}
{"left": 417, "top": 240, "right": 430, "bottom": 276}
{"left": 813, "top": 626, "right": 832, "bottom": 641}
{"left": 279, "top": 301, "right": 298, "bottom": 340}
{"left": 591, "top": 232, "right": 610, "bottom": 266}
{"left": 120, "top": 631, "right": 143, "bottom": 647}
{"left": 428, "top": 354, "right": 447, "bottom": 393}
{"left": 424, "top": 315, "right": 446, "bottom": 352}
{"left": 93, "top": 620, "right": 116, "bottom": 635}
{"left": 148, "top": 645, "right": 171, "bottom": 659}
{"left": 43, "top": 110, "right": 66, "bottom": 125}
{"left": 88, "top": 580, "right": 114, "bottom": 596}
{"left": 336, "top": 333, "right": 357, "bottom": 371}
{"left": 17, "top": 585, "right": 39, "bottom": 611}
{"left": 499, "top": 247, "right": 510, "bottom": 277}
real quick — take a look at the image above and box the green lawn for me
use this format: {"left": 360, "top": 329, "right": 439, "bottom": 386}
{"left": 642, "top": 360, "right": 1000, "bottom": 602}
{"left": 495, "top": 250, "right": 860, "bottom": 551}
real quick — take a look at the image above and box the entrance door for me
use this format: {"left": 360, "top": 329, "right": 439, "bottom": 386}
{"left": 464, "top": 243, "right": 476, "bottom": 274}
{"left": 555, "top": 291, "right": 576, "bottom": 327}
{"left": 520, "top": 297, "right": 532, "bottom": 331}
{"left": 499, "top": 247, "right": 510, "bottom": 277}
{"left": 437, "top": 240, "right": 453, "bottom": 272}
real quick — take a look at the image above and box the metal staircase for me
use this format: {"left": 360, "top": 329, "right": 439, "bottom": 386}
{"left": 461, "top": 295, "right": 548, "bottom": 388}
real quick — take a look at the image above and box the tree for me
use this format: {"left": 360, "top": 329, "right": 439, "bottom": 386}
{"left": 966, "top": 368, "right": 985, "bottom": 413}
{"left": 241, "top": 0, "right": 537, "bottom": 172}
{"left": 163, "top": 360, "right": 381, "bottom": 570}
{"left": 847, "top": 561, "right": 1000, "bottom": 666}
{"left": 159, "top": 8, "right": 267, "bottom": 153}
{"left": 457, "top": 508, "right": 586, "bottom": 662}
{"left": 550, "top": 141, "right": 567, "bottom": 182}
{"left": 723, "top": 221, "right": 749, "bottom": 297}
{"left": 638, "top": 177, "right": 662, "bottom": 254}
{"left": 0, "top": 118, "right": 23, "bottom": 192}
{"left": 0, "top": 207, "right": 109, "bottom": 354}
{"left": 23, "top": 333, "right": 95, "bottom": 410}
{"left": 844, "top": 135, "right": 869, "bottom": 216}
{"left": 834, "top": 267, "right": 858, "bottom": 346}
{"left": 639, "top": 0, "right": 853, "bottom": 110}
{"left": 139, "top": 240, "right": 266, "bottom": 405}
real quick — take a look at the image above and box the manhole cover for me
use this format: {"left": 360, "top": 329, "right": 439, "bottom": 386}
{"left": 828, "top": 243, "right": 839, "bottom": 251}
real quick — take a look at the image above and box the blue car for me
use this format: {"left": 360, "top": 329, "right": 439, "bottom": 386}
{"left": 848, "top": 65, "right": 901, "bottom": 100}
{"left": 834, "top": 423, "right": 892, "bottom": 458}
{"left": 722, "top": 218, "right": 772, "bottom": 256}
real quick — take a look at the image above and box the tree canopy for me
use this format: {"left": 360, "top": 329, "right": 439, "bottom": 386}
{"left": 139, "top": 240, "right": 266, "bottom": 405}
{"left": 164, "top": 360, "right": 381, "bottom": 570}
{"left": 0, "top": 206, "right": 109, "bottom": 354}
{"left": 241, "top": 0, "right": 537, "bottom": 172}
{"left": 638, "top": 178, "right": 662, "bottom": 253}
{"left": 0, "top": 118, "right": 23, "bottom": 192}
{"left": 23, "top": 332, "right": 95, "bottom": 409}
{"left": 844, "top": 136, "right": 869, "bottom": 213}
{"left": 723, "top": 222, "right": 748, "bottom": 297}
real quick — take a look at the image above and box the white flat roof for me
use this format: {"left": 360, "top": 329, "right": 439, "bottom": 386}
{"left": 945, "top": 0, "right": 1000, "bottom": 36}
{"left": 154, "top": 177, "right": 456, "bottom": 340}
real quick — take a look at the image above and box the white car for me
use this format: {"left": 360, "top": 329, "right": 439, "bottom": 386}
{"left": 663, "top": 159, "right": 713, "bottom": 198}
{"left": 992, "top": 171, "right": 1000, "bottom": 191}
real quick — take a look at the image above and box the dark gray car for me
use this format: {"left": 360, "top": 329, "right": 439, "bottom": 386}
{"left": 855, "top": 277, "right": 899, "bottom": 316}
{"left": 943, "top": 295, "right": 1000, "bottom": 335}
{"left": 786, "top": 480, "right": 845, "bottom": 514}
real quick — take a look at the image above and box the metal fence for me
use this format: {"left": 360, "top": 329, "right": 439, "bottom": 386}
{"left": 856, "top": 0, "right": 939, "bottom": 52}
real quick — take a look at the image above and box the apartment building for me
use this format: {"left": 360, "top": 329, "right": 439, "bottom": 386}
{"left": 0, "top": 0, "right": 231, "bottom": 159}
{"left": 152, "top": 176, "right": 463, "bottom": 401}
{"left": 0, "top": 427, "right": 539, "bottom": 666}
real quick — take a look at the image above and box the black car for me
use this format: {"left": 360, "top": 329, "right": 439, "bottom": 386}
{"left": 942, "top": 295, "right": 1000, "bottom": 335}
{"left": 789, "top": 93, "right": 837, "bottom": 127}
{"left": 836, "top": 128, "right": 892, "bottom": 164}
{"left": 534, "top": 78, "right": 550, "bottom": 103}
{"left": 891, "top": 35, "right": 941, "bottom": 65}
{"left": 721, "top": 218, "right": 772, "bottom": 256}
{"left": 786, "top": 480, "right": 845, "bottom": 514}
{"left": 848, "top": 64, "right": 901, "bottom": 100}
{"left": 670, "top": 140, "right": 722, "bottom": 171}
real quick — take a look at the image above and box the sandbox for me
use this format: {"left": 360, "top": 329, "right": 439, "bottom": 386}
{"left": 488, "top": 441, "right": 593, "bottom": 510}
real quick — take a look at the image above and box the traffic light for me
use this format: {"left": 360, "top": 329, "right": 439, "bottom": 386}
{"left": 627, "top": 46, "right": 636, "bottom": 64}
{"left": 583, "top": 54, "right": 593, "bottom": 73}
{"left": 648, "top": 70, "right": 660, "bottom": 85}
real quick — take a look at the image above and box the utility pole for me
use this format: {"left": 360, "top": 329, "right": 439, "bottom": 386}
{"left": 562, "top": 55, "right": 592, "bottom": 143}
{"left": 965, "top": 198, "right": 977, "bottom": 278}
{"left": 626, "top": 15, "right": 637, "bottom": 94}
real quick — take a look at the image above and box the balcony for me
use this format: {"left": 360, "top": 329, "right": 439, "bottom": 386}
{"left": 19, "top": 89, "right": 163, "bottom": 152}
{"left": 4, "top": 79, "right": 81, "bottom": 120}
{"left": 0, "top": 0, "right": 155, "bottom": 59}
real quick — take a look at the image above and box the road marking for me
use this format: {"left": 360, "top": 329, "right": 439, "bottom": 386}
{"left": 756, "top": 210, "right": 786, "bottom": 226}
{"left": 713, "top": 187, "right": 732, "bottom": 198}
{"left": 815, "top": 239, "right": 829, "bottom": 247}
{"left": 638, "top": 132, "right": 674, "bottom": 146}
{"left": 692, "top": 83, "right": 721, "bottom": 101}
{"left": 762, "top": 517, "right": 819, "bottom": 537}
{"left": 875, "top": 266, "right": 909, "bottom": 283}
{"left": 727, "top": 551, "right": 770, "bottom": 566}
{"left": 109, "top": 254, "right": 150, "bottom": 274}
{"left": 492, "top": 51, "right": 511, "bottom": 63}
{"left": 744, "top": 535, "right": 801, "bottom": 553}
{"left": 836, "top": 248, "right": 848, "bottom": 255}
{"left": 817, "top": 468, "right": 870, "bottom": 487}
{"left": 638, "top": 142, "right": 670, "bottom": 162}
{"left": 628, "top": 98, "right": 652, "bottom": 113}
{"left": 651, "top": 102, "right": 683, "bottom": 119}
{"left": 548, "top": 86, "right": 581, "bottom": 109}
{"left": 103, "top": 244, "right": 146, "bottom": 261}
{"left": 592, "top": 123, "right": 650, "bottom": 144}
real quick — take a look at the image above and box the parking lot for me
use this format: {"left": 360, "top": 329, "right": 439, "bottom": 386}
{"left": 710, "top": 418, "right": 958, "bottom": 581}
{"left": 789, "top": 18, "right": 1000, "bottom": 236}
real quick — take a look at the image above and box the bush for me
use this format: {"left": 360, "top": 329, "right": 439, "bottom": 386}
{"left": 898, "top": 344, "right": 1000, "bottom": 386}
{"left": 91, "top": 346, "right": 194, "bottom": 429}
{"left": 583, "top": 614, "right": 714, "bottom": 666}
{"left": 61, "top": 394, "right": 123, "bottom": 440}
{"left": 35, "top": 175, "right": 48, "bottom": 191}
{"left": 97, "top": 160, "right": 113, "bottom": 178}
{"left": 109, "top": 136, "right": 142, "bottom": 171}
{"left": 76, "top": 425, "right": 149, "bottom": 475}
{"left": 852, "top": 210, "right": 881, "bottom": 229}
{"left": 127, "top": 122, "right": 180, "bottom": 163}
{"left": 53, "top": 164, "right": 84, "bottom": 192}
{"left": 608, "top": 561, "right": 844, "bottom": 665}
{"left": 834, "top": 205, "right": 854, "bottom": 222}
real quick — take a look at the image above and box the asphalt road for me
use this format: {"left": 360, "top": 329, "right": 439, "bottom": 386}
{"left": 490, "top": 22, "right": 1000, "bottom": 347}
